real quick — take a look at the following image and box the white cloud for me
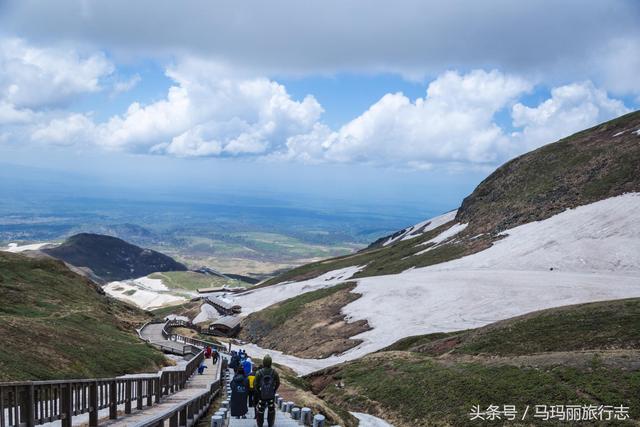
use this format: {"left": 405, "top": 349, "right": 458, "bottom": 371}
{"left": 286, "top": 70, "right": 531, "bottom": 168}
{"left": 31, "top": 113, "right": 95, "bottom": 145}
{"left": 95, "top": 58, "right": 323, "bottom": 156}
{"left": 0, "top": 38, "right": 113, "bottom": 109}
{"left": 511, "top": 81, "right": 629, "bottom": 151}
{"left": 0, "top": 101, "right": 35, "bottom": 125}
{"left": 285, "top": 72, "right": 630, "bottom": 169}
{"left": 111, "top": 73, "right": 141, "bottom": 95}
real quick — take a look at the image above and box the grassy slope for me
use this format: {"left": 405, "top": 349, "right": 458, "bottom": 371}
{"left": 0, "top": 252, "right": 167, "bottom": 381}
{"left": 239, "top": 283, "right": 370, "bottom": 358}
{"left": 385, "top": 298, "right": 640, "bottom": 356}
{"left": 261, "top": 110, "right": 640, "bottom": 288}
{"left": 457, "top": 110, "right": 640, "bottom": 234}
{"left": 258, "top": 221, "right": 480, "bottom": 287}
{"left": 307, "top": 298, "right": 640, "bottom": 426}
{"left": 149, "top": 271, "right": 246, "bottom": 291}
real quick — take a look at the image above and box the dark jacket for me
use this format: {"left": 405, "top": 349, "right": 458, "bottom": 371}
{"left": 230, "top": 373, "right": 249, "bottom": 416}
{"left": 254, "top": 367, "right": 280, "bottom": 400}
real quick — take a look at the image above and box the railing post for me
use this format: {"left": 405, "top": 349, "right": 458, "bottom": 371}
{"left": 179, "top": 405, "right": 187, "bottom": 426}
{"left": 89, "top": 381, "right": 98, "bottom": 427}
{"left": 155, "top": 377, "right": 161, "bottom": 403}
{"left": 109, "top": 380, "right": 117, "bottom": 420}
{"left": 136, "top": 379, "right": 143, "bottom": 410}
{"left": 25, "top": 383, "right": 35, "bottom": 427}
{"left": 169, "top": 411, "right": 178, "bottom": 427}
{"left": 61, "top": 384, "right": 73, "bottom": 427}
{"left": 125, "top": 380, "right": 132, "bottom": 414}
{"left": 146, "top": 379, "right": 153, "bottom": 407}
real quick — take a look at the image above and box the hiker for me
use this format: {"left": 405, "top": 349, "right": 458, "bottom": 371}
{"left": 230, "top": 366, "right": 249, "bottom": 419}
{"left": 247, "top": 368, "right": 257, "bottom": 416}
{"left": 254, "top": 355, "right": 280, "bottom": 427}
{"left": 242, "top": 355, "right": 253, "bottom": 376}
{"left": 205, "top": 346, "right": 212, "bottom": 359}
{"left": 229, "top": 351, "right": 240, "bottom": 370}
{"left": 212, "top": 348, "right": 219, "bottom": 364}
{"left": 197, "top": 361, "right": 208, "bottom": 375}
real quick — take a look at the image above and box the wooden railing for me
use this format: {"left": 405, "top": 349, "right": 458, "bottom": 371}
{"left": 132, "top": 358, "right": 223, "bottom": 427}
{"left": 162, "top": 320, "right": 227, "bottom": 352}
{"left": 0, "top": 342, "right": 207, "bottom": 427}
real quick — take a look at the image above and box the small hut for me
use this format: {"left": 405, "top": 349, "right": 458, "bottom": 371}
{"left": 208, "top": 316, "right": 242, "bottom": 337}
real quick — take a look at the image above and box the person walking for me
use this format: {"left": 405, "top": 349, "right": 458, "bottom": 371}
{"left": 242, "top": 355, "right": 253, "bottom": 376}
{"left": 230, "top": 366, "right": 249, "bottom": 419}
{"left": 247, "top": 369, "right": 257, "bottom": 417}
{"left": 254, "top": 355, "right": 280, "bottom": 427}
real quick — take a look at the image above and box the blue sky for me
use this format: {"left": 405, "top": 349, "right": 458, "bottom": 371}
{"left": 0, "top": 1, "right": 639, "bottom": 218}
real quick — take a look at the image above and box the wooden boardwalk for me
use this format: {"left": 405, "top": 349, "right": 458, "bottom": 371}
{"left": 101, "top": 357, "right": 220, "bottom": 427}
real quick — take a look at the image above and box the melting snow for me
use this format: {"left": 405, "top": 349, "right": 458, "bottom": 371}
{"left": 193, "top": 303, "right": 219, "bottom": 324}
{"left": 233, "top": 193, "right": 640, "bottom": 375}
{"left": 352, "top": 412, "right": 396, "bottom": 427}
{"left": 383, "top": 211, "right": 457, "bottom": 246}
{"left": 2, "top": 242, "right": 55, "bottom": 252}
{"left": 414, "top": 222, "right": 468, "bottom": 256}
{"left": 104, "top": 278, "right": 186, "bottom": 310}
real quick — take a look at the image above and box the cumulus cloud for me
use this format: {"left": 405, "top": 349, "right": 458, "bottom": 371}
{"left": 0, "top": 38, "right": 113, "bottom": 109}
{"left": 286, "top": 70, "right": 531, "bottom": 168}
{"left": 284, "top": 72, "right": 630, "bottom": 169}
{"left": 31, "top": 113, "right": 96, "bottom": 146}
{"left": 95, "top": 59, "right": 323, "bottom": 156}
{"left": 511, "top": 82, "right": 629, "bottom": 151}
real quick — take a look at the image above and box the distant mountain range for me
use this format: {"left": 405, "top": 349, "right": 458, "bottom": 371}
{"left": 43, "top": 233, "right": 187, "bottom": 282}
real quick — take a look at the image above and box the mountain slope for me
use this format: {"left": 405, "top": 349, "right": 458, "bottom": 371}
{"left": 229, "top": 111, "right": 640, "bottom": 374}
{"left": 44, "top": 233, "right": 187, "bottom": 282}
{"left": 457, "top": 110, "right": 640, "bottom": 234}
{"left": 307, "top": 298, "right": 640, "bottom": 427}
{"left": 0, "top": 251, "right": 167, "bottom": 381}
{"left": 261, "top": 110, "right": 640, "bottom": 287}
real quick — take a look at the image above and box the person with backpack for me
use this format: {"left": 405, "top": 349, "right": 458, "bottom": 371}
{"left": 254, "top": 355, "right": 280, "bottom": 427}
{"left": 230, "top": 366, "right": 249, "bottom": 418}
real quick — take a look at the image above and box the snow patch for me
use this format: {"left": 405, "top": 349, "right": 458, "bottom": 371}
{"left": 231, "top": 265, "right": 363, "bottom": 315}
{"left": 613, "top": 130, "right": 626, "bottom": 137}
{"left": 104, "top": 280, "right": 186, "bottom": 310}
{"left": 134, "top": 276, "right": 169, "bottom": 291}
{"left": 2, "top": 242, "right": 55, "bottom": 252}
{"left": 352, "top": 412, "right": 396, "bottom": 427}
{"left": 193, "top": 303, "right": 219, "bottom": 324}
{"left": 383, "top": 211, "right": 457, "bottom": 246}
{"left": 232, "top": 193, "right": 640, "bottom": 375}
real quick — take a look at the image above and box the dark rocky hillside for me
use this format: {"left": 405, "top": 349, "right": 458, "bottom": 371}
{"left": 44, "top": 233, "right": 187, "bottom": 282}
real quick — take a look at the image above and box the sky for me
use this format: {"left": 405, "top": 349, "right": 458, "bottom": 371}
{"left": 0, "top": 0, "right": 639, "bottom": 217}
